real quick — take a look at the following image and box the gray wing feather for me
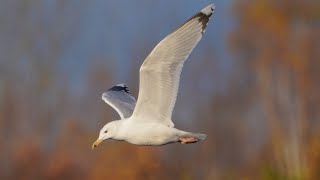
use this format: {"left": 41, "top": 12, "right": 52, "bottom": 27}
{"left": 102, "top": 84, "right": 136, "bottom": 119}
{"left": 131, "top": 4, "right": 215, "bottom": 127}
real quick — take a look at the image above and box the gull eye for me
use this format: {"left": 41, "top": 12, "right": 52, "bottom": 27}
{"left": 104, "top": 131, "right": 108, "bottom": 133}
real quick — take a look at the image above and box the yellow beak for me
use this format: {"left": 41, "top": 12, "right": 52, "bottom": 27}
{"left": 92, "top": 138, "right": 103, "bottom": 149}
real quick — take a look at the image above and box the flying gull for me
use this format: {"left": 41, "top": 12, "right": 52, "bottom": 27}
{"left": 93, "top": 4, "right": 215, "bottom": 148}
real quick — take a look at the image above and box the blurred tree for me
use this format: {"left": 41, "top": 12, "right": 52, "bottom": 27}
{"left": 230, "top": 0, "right": 320, "bottom": 179}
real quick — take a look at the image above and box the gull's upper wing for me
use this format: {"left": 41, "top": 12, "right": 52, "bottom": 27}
{"left": 102, "top": 84, "right": 136, "bottom": 119}
{"left": 131, "top": 4, "right": 215, "bottom": 127}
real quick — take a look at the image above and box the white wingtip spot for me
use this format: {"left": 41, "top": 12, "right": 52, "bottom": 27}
{"left": 201, "top": 3, "right": 215, "bottom": 16}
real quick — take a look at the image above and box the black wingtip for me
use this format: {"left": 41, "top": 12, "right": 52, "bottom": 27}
{"left": 169, "top": 4, "right": 215, "bottom": 36}
{"left": 199, "top": 4, "right": 215, "bottom": 33}
{"left": 108, "top": 83, "right": 130, "bottom": 94}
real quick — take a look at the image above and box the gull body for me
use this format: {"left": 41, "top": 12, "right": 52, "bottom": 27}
{"left": 93, "top": 4, "right": 215, "bottom": 148}
{"left": 96, "top": 120, "right": 206, "bottom": 146}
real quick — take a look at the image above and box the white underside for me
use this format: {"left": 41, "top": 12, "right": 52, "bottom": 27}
{"left": 113, "top": 118, "right": 193, "bottom": 145}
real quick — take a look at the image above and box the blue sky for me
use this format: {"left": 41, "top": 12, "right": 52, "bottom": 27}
{"left": 49, "top": 0, "right": 235, "bottom": 95}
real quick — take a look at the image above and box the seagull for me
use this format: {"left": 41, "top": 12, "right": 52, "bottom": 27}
{"left": 92, "top": 4, "right": 215, "bottom": 148}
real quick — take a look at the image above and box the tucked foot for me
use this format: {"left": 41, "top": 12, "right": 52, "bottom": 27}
{"left": 178, "top": 137, "right": 199, "bottom": 144}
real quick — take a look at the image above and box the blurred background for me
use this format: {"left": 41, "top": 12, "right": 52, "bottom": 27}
{"left": 0, "top": 0, "right": 319, "bottom": 179}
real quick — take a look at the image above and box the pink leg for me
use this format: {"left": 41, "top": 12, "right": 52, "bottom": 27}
{"left": 178, "top": 136, "right": 199, "bottom": 144}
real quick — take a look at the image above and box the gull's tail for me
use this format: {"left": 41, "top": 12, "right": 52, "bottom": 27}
{"left": 191, "top": 133, "right": 207, "bottom": 141}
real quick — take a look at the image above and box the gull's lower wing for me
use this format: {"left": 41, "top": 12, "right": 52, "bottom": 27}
{"left": 131, "top": 4, "right": 215, "bottom": 127}
{"left": 102, "top": 84, "right": 136, "bottom": 119}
